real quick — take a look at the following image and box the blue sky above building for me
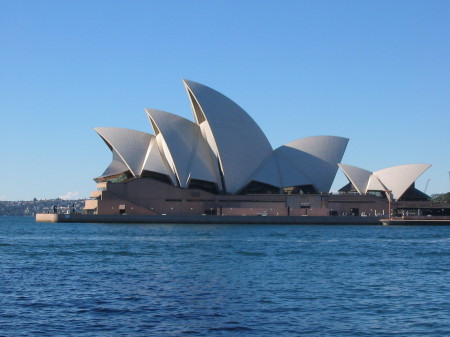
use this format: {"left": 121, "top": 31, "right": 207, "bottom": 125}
{"left": 1, "top": 0, "right": 449, "bottom": 200}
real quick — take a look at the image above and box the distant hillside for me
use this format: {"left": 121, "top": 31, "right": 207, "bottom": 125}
{"left": 0, "top": 199, "right": 86, "bottom": 216}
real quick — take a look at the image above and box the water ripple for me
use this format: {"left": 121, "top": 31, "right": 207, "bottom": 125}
{"left": 1, "top": 217, "right": 450, "bottom": 336}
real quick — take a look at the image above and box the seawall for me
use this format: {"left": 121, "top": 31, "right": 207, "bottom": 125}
{"left": 36, "top": 213, "right": 382, "bottom": 225}
{"left": 381, "top": 216, "right": 450, "bottom": 226}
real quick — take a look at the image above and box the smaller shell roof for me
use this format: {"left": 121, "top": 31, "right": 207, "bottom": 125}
{"left": 338, "top": 163, "right": 372, "bottom": 194}
{"left": 339, "top": 163, "right": 431, "bottom": 200}
{"left": 374, "top": 164, "right": 431, "bottom": 200}
{"left": 94, "top": 127, "right": 153, "bottom": 177}
{"left": 145, "top": 108, "right": 221, "bottom": 189}
{"left": 366, "top": 175, "right": 387, "bottom": 192}
{"left": 278, "top": 136, "right": 349, "bottom": 192}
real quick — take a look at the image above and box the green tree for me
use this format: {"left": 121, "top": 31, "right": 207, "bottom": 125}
{"left": 431, "top": 193, "right": 450, "bottom": 203}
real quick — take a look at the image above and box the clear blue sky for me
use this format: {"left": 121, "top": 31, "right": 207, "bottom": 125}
{"left": 1, "top": 0, "right": 449, "bottom": 201}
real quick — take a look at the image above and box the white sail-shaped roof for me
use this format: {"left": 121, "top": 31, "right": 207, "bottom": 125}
{"left": 183, "top": 79, "right": 273, "bottom": 194}
{"left": 276, "top": 136, "right": 348, "bottom": 192}
{"left": 366, "top": 174, "right": 387, "bottom": 192}
{"left": 374, "top": 164, "right": 431, "bottom": 200}
{"left": 99, "top": 150, "right": 129, "bottom": 178}
{"left": 338, "top": 163, "right": 372, "bottom": 194}
{"left": 272, "top": 150, "right": 313, "bottom": 188}
{"left": 339, "top": 163, "right": 431, "bottom": 200}
{"left": 94, "top": 80, "right": 360, "bottom": 196}
{"left": 91, "top": 79, "right": 437, "bottom": 203}
{"left": 249, "top": 153, "right": 282, "bottom": 188}
{"left": 141, "top": 136, "right": 177, "bottom": 184}
{"left": 145, "top": 108, "right": 221, "bottom": 189}
{"left": 94, "top": 127, "right": 152, "bottom": 177}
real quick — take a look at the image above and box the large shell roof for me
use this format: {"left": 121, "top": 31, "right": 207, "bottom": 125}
{"left": 183, "top": 79, "right": 273, "bottom": 194}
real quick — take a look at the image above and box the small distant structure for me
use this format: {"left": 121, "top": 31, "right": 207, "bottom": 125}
{"left": 424, "top": 179, "right": 431, "bottom": 194}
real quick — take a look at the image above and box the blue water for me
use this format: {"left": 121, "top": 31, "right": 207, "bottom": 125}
{"left": 1, "top": 217, "right": 450, "bottom": 336}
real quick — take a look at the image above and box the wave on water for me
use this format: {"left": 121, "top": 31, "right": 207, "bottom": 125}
{"left": 1, "top": 217, "right": 450, "bottom": 336}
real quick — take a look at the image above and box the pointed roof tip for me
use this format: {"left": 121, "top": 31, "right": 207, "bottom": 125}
{"left": 145, "top": 107, "right": 179, "bottom": 119}
{"left": 338, "top": 163, "right": 366, "bottom": 170}
{"left": 93, "top": 127, "right": 103, "bottom": 137}
{"left": 182, "top": 79, "right": 207, "bottom": 90}
{"left": 181, "top": 79, "right": 191, "bottom": 90}
{"left": 93, "top": 126, "right": 107, "bottom": 134}
{"left": 182, "top": 79, "right": 198, "bottom": 89}
{"left": 144, "top": 108, "right": 162, "bottom": 117}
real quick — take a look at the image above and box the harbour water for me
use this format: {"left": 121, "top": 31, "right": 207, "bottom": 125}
{"left": 1, "top": 216, "right": 450, "bottom": 336}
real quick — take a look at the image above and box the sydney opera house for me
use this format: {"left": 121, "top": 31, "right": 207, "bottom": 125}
{"left": 84, "top": 80, "right": 434, "bottom": 217}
